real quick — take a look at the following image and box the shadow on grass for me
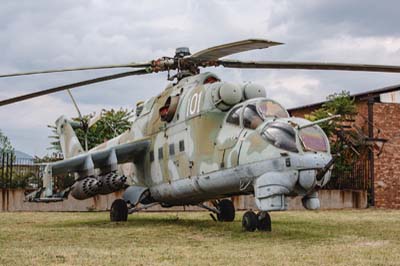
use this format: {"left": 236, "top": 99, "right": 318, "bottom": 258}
{"left": 40, "top": 213, "right": 340, "bottom": 242}
{"left": 46, "top": 214, "right": 228, "bottom": 230}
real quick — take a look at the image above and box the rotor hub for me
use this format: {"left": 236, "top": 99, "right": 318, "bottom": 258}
{"left": 175, "top": 47, "right": 191, "bottom": 58}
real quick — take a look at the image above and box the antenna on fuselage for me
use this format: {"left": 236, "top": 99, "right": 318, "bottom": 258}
{"left": 66, "top": 89, "right": 89, "bottom": 152}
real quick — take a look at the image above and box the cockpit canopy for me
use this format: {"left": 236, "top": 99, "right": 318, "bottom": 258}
{"left": 260, "top": 121, "right": 298, "bottom": 153}
{"left": 226, "top": 99, "right": 289, "bottom": 129}
{"left": 299, "top": 126, "right": 328, "bottom": 152}
{"left": 225, "top": 99, "right": 329, "bottom": 154}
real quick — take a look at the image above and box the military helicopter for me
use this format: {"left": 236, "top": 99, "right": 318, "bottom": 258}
{"left": 1, "top": 39, "right": 400, "bottom": 231}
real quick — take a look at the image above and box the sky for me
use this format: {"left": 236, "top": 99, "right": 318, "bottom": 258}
{"left": 1, "top": 0, "right": 400, "bottom": 156}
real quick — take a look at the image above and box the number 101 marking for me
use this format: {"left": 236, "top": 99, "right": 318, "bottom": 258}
{"left": 187, "top": 91, "right": 202, "bottom": 116}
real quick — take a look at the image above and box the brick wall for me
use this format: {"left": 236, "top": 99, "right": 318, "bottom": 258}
{"left": 290, "top": 106, "right": 318, "bottom": 118}
{"left": 373, "top": 103, "right": 400, "bottom": 208}
{"left": 290, "top": 100, "right": 400, "bottom": 209}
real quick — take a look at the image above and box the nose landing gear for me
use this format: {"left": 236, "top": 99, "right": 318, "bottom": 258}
{"left": 199, "top": 199, "right": 236, "bottom": 222}
{"left": 256, "top": 211, "right": 272, "bottom": 231}
{"left": 242, "top": 210, "right": 271, "bottom": 232}
{"left": 110, "top": 199, "right": 128, "bottom": 222}
{"left": 216, "top": 199, "right": 235, "bottom": 222}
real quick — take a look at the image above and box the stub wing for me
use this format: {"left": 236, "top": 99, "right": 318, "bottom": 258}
{"left": 26, "top": 138, "right": 150, "bottom": 202}
{"left": 49, "top": 138, "right": 150, "bottom": 177}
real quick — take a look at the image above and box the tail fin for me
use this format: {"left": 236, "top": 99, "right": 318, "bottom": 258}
{"left": 55, "top": 116, "right": 84, "bottom": 159}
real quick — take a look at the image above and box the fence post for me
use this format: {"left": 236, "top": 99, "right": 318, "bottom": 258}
{"left": 5, "top": 153, "right": 10, "bottom": 211}
{"left": 1, "top": 153, "right": 4, "bottom": 188}
{"left": 1, "top": 153, "right": 4, "bottom": 211}
{"left": 9, "top": 154, "right": 13, "bottom": 189}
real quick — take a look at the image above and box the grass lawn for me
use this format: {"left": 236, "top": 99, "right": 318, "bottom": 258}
{"left": 0, "top": 209, "right": 399, "bottom": 265}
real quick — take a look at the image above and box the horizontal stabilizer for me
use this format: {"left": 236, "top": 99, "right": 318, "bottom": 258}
{"left": 25, "top": 187, "right": 69, "bottom": 202}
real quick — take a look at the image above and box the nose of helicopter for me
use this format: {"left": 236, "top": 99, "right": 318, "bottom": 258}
{"left": 298, "top": 151, "right": 333, "bottom": 185}
{"left": 253, "top": 145, "right": 333, "bottom": 212}
{"left": 257, "top": 118, "right": 330, "bottom": 153}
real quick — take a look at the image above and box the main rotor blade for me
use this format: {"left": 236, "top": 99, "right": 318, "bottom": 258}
{"left": 190, "top": 39, "right": 283, "bottom": 61}
{"left": 219, "top": 60, "right": 400, "bottom": 73}
{"left": 0, "top": 69, "right": 150, "bottom": 107}
{"left": 0, "top": 62, "right": 151, "bottom": 78}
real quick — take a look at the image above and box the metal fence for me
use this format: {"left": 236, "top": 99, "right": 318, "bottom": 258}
{"left": 323, "top": 157, "right": 370, "bottom": 190}
{"left": 1, "top": 151, "right": 369, "bottom": 191}
{"left": 0, "top": 152, "right": 41, "bottom": 189}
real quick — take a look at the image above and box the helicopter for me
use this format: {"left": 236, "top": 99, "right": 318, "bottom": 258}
{"left": 1, "top": 39, "right": 400, "bottom": 232}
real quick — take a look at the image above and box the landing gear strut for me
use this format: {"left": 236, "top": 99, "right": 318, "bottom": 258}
{"left": 242, "top": 210, "right": 271, "bottom": 232}
{"left": 110, "top": 199, "right": 128, "bottom": 222}
{"left": 199, "top": 199, "right": 235, "bottom": 222}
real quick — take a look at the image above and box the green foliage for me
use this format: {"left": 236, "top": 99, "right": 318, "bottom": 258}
{"left": 305, "top": 90, "right": 357, "bottom": 138}
{"left": 305, "top": 91, "right": 358, "bottom": 175}
{"left": 10, "top": 171, "right": 38, "bottom": 189}
{"left": 0, "top": 164, "right": 40, "bottom": 189}
{"left": 0, "top": 129, "right": 13, "bottom": 153}
{"left": 48, "top": 108, "right": 133, "bottom": 153}
{"left": 34, "top": 154, "right": 63, "bottom": 163}
{"left": 325, "top": 91, "right": 357, "bottom": 116}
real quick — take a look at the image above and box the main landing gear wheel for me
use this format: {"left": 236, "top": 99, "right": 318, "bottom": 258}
{"left": 216, "top": 199, "right": 235, "bottom": 222}
{"left": 242, "top": 211, "right": 258, "bottom": 231}
{"left": 242, "top": 211, "right": 272, "bottom": 232}
{"left": 110, "top": 199, "right": 128, "bottom": 222}
{"left": 257, "top": 211, "right": 271, "bottom": 231}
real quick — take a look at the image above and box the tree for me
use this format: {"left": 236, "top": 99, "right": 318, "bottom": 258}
{"left": 305, "top": 90, "right": 357, "bottom": 138}
{"left": 305, "top": 90, "right": 358, "bottom": 174}
{"left": 0, "top": 129, "right": 13, "bottom": 154}
{"left": 48, "top": 108, "right": 134, "bottom": 154}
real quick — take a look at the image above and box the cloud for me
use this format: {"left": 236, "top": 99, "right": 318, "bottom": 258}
{"left": 1, "top": 0, "right": 400, "bottom": 156}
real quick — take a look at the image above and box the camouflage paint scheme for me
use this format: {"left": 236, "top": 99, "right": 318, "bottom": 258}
{"left": 14, "top": 37, "right": 400, "bottom": 212}
{"left": 39, "top": 71, "right": 332, "bottom": 211}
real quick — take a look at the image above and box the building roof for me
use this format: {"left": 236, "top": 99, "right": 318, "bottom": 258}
{"left": 288, "top": 83, "right": 400, "bottom": 112}
{"left": 14, "top": 150, "right": 34, "bottom": 160}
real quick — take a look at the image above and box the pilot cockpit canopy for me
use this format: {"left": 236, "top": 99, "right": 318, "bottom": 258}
{"left": 243, "top": 100, "right": 288, "bottom": 129}
{"left": 256, "top": 100, "right": 288, "bottom": 119}
{"left": 226, "top": 99, "right": 289, "bottom": 129}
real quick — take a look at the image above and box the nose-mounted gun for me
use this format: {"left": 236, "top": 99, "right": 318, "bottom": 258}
{"left": 297, "top": 114, "right": 341, "bottom": 130}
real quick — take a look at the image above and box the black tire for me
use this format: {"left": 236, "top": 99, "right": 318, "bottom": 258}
{"left": 257, "top": 211, "right": 272, "bottom": 232}
{"left": 217, "top": 199, "right": 235, "bottom": 222}
{"left": 110, "top": 199, "right": 128, "bottom": 222}
{"left": 242, "top": 211, "right": 257, "bottom": 232}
